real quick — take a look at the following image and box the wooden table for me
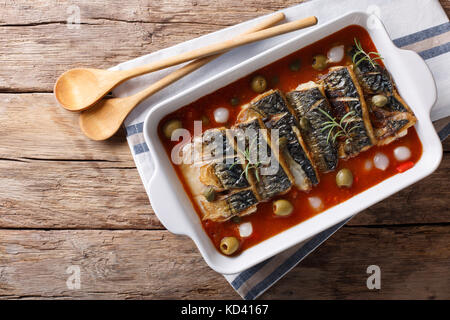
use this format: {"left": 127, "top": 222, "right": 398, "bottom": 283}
{"left": 1, "top": 0, "right": 449, "bottom": 299}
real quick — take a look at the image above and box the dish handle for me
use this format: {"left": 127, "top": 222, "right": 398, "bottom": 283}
{"left": 396, "top": 48, "right": 437, "bottom": 114}
{"left": 147, "top": 166, "right": 190, "bottom": 236}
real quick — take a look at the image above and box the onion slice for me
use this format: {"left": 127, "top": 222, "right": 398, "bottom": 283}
{"left": 394, "top": 146, "right": 411, "bottom": 161}
{"left": 327, "top": 45, "right": 345, "bottom": 63}
{"left": 374, "top": 152, "right": 389, "bottom": 171}
{"left": 213, "top": 107, "right": 229, "bottom": 123}
{"left": 308, "top": 196, "right": 323, "bottom": 210}
{"left": 238, "top": 222, "right": 253, "bottom": 238}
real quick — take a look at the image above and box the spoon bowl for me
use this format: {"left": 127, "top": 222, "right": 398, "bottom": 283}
{"left": 79, "top": 95, "right": 139, "bottom": 140}
{"left": 54, "top": 68, "right": 122, "bottom": 111}
{"left": 55, "top": 16, "right": 317, "bottom": 112}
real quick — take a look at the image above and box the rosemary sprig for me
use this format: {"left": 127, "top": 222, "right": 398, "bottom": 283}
{"left": 318, "top": 107, "right": 361, "bottom": 144}
{"left": 352, "top": 38, "right": 383, "bottom": 68}
{"left": 229, "top": 139, "right": 262, "bottom": 182}
{"left": 241, "top": 147, "right": 262, "bottom": 182}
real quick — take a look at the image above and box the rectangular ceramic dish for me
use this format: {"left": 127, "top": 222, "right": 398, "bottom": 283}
{"left": 143, "top": 11, "right": 442, "bottom": 274}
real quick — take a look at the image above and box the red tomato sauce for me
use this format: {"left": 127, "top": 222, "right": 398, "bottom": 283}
{"left": 157, "top": 25, "right": 423, "bottom": 254}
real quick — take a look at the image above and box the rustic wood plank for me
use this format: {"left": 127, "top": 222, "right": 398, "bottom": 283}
{"left": 440, "top": 0, "right": 450, "bottom": 13}
{"left": 0, "top": 0, "right": 283, "bottom": 92}
{"left": 264, "top": 225, "right": 450, "bottom": 299}
{"left": 0, "top": 0, "right": 280, "bottom": 26}
{"left": 0, "top": 160, "right": 161, "bottom": 229}
{"left": 0, "top": 226, "right": 448, "bottom": 299}
{"left": 0, "top": 93, "right": 131, "bottom": 161}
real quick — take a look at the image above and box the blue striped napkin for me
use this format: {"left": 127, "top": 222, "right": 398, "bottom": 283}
{"left": 112, "top": 0, "right": 449, "bottom": 299}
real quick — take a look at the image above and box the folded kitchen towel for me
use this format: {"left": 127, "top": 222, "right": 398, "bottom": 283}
{"left": 111, "top": 0, "right": 449, "bottom": 299}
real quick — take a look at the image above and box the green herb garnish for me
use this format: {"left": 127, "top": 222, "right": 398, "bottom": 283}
{"left": 241, "top": 146, "right": 262, "bottom": 182}
{"left": 230, "top": 139, "right": 262, "bottom": 182}
{"left": 318, "top": 107, "right": 361, "bottom": 145}
{"left": 352, "top": 38, "right": 383, "bottom": 68}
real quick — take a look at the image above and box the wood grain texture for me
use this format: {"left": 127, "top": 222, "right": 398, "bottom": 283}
{"left": 264, "top": 225, "right": 450, "bottom": 300}
{"left": 0, "top": 159, "right": 159, "bottom": 229}
{"left": 0, "top": 0, "right": 285, "bottom": 93}
{"left": 0, "top": 0, "right": 448, "bottom": 300}
{"left": 0, "top": 93, "right": 131, "bottom": 161}
{"left": 0, "top": 226, "right": 448, "bottom": 299}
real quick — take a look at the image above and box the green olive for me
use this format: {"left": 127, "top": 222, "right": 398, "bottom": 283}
{"left": 230, "top": 97, "right": 240, "bottom": 106}
{"left": 289, "top": 59, "right": 301, "bottom": 71}
{"left": 162, "top": 119, "right": 182, "bottom": 139}
{"left": 203, "top": 186, "right": 216, "bottom": 202}
{"left": 273, "top": 199, "right": 293, "bottom": 216}
{"left": 336, "top": 168, "right": 353, "bottom": 188}
{"left": 299, "top": 117, "right": 309, "bottom": 130}
{"left": 250, "top": 75, "right": 267, "bottom": 93}
{"left": 220, "top": 237, "right": 240, "bottom": 255}
{"left": 312, "top": 54, "right": 328, "bottom": 71}
{"left": 372, "top": 94, "right": 388, "bottom": 107}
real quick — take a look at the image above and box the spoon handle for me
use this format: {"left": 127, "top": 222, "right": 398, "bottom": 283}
{"left": 120, "top": 15, "right": 317, "bottom": 81}
{"left": 130, "top": 12, "right": 286, "bottom": 105}
{"left": 79, "top": 12, "right": 286, "bottom": 141}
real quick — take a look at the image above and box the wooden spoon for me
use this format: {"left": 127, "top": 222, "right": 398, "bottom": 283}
{"left": 55, "top": 15, "right": 317, "bottom": 112}
{"left": 80, "top": 14, "right": 318, "bottom": 141}
{"left": 78, "top": 13, "right": 285, "bottom": 141}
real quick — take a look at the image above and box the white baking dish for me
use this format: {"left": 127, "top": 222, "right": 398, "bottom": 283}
{"left": 143, "top": 11, "right": 442, "bottom": 274}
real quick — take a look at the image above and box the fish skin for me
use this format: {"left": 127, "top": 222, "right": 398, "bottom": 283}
{"left": 249, "top": 89, "right": 291, "bottom": 117}
{"left": 286, "top": 82, "right": 339, "bottom": 172}
{"left": 349, "top": 46, "right": 393, "bottom": 94}
{"left": 349, "top": 46, "right": 417, "bottom": 145}
{"left": 265, "top": 112, "right": 319, "bottom": 188}
{"left": 385, "top": 95, "right": 408, "bottom": 113}
{"left": 199, "top": 188, "right": 258, "bottom": 222}
{"left": 233, "top": 118, "right": 292, "bottom": 200}
{"left": 202, "top": 128, "right": 234, "bottom": 161}
{"left": 287, "top": 85, "right": 325, "bottom": 115}
{"left": 213, "top": 158, "right": 249, "bottom": 189}
{"left": 199, "top": 156, "right": 249, "bottom": 191}
{"left": 240, "top": 89, "right": 320, "bottom": 190}
{"left": 322, "top": 66, "right": 376, "bottom": 158}
{"left": 227, "top": 189, "right": 259, "bottom": 214}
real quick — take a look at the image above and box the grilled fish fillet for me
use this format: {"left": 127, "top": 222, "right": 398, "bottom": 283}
{"left": 349, "top": 47, "right": 417, "bottom": 145}
{"left": 233, "top": 118, "right": 293, "bottom": 201}
{"left": 237, "top": 89, "right": 292, "bottom": 121}
{"left": 265, "top": 112, "right": 319, "bottom": 190}
{"left": 238, "top": 89, "right": 319, "bottom": 191}
{"left": 199, "top": 156, "right": 249, "bottom": 192}
{"left": 322, "top": 66, "right": 376, "bottom": 158}
{"left": 198, "top": 188, "right": 258, "bottom": 222}
{"left": 286, "top": 81, "right": 339, "bottom": 172}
